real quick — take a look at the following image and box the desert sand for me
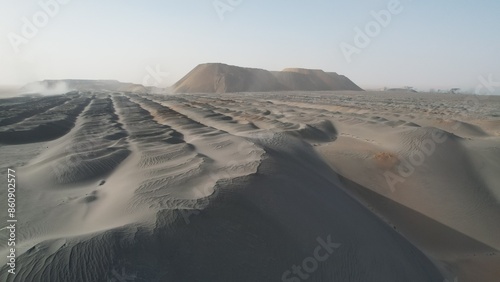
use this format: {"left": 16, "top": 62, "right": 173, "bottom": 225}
{"left": 0, "top": 89, "right": 499, "bottom": 281}
{"left": 21, "top": 80, "right": 149, "bottom": 95}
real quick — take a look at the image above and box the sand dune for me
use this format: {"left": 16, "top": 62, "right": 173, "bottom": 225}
{"left": 173, "top": 63, "right": 363, "bottom": 93}
{"left": 0, "top": 90, "right": 499, "bottom": 281}
{"left": 0, "top": 94, "right": 91, "bottom": 144}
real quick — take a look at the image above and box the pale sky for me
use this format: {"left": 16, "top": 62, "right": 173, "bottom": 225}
{"left": 1, "top": 0, "right": 499, "bottom": 93}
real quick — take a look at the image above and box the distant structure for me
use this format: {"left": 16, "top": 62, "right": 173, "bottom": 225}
{"left": 172, "top": 63, "right": 363, "bottom": 93}
{"left": 386, "top": 87, "right": 418, "bottom": 93}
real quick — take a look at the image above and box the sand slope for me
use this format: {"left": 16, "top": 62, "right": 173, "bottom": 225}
{"left": 173, "top": 63, "right": 287, "bottom": 94}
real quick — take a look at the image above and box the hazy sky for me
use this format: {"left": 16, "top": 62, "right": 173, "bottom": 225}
{"left": 1, "top": 0, "right": 499, "bottom": 93}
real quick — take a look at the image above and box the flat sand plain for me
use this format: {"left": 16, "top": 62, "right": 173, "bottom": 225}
{"left": 0, "top": 90, "right": 499, "bottom": 281}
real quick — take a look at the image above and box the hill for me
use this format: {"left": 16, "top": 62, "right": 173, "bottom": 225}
{"left": 173, "top": 63, "right": 362, "bottom": 93}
